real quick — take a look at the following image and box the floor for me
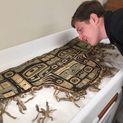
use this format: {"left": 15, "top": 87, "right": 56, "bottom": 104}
{"left": 104, "top": 0, "right": 123, "bottom": 123}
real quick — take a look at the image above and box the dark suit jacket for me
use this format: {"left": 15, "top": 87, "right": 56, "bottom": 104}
{"left": 104, "top": 8, "right": 123, "bottom": 55}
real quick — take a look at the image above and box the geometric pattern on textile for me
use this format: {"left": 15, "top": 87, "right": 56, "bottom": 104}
{"left": 0, "top": 37, "right": 115, "bottom": 99}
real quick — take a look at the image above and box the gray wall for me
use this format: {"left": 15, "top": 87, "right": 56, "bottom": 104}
{"left": 0, "top": 0, "right": 106, "bottom": 50}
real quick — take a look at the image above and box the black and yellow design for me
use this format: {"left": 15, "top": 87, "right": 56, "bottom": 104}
{"left": 0, "top": 37, "right": 115, "bottom": 99}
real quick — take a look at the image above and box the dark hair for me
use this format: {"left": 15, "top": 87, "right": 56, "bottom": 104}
{"left": 71, "top": 0, "right": 105, "bottom": 27}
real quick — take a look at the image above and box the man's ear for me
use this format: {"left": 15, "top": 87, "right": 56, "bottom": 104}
{"left": 89, "top": 13, "right": 99, "bottom": 25}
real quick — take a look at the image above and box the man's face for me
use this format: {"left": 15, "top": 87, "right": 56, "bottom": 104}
{"left": 74, "top": 20, "right": 100, "bottom": 46}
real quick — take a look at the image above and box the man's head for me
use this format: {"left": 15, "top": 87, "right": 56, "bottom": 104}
{"left": 71, "top": 0, "right": 106, "bottom": 46}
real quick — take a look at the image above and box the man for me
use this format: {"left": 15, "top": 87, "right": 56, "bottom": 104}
{"left": 71, "top": 0, "right": 123, "bottom": 56}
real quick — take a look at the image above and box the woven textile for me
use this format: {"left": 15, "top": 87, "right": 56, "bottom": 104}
{"left": 0, "top": 37, "right": 115, "bottom": 100}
